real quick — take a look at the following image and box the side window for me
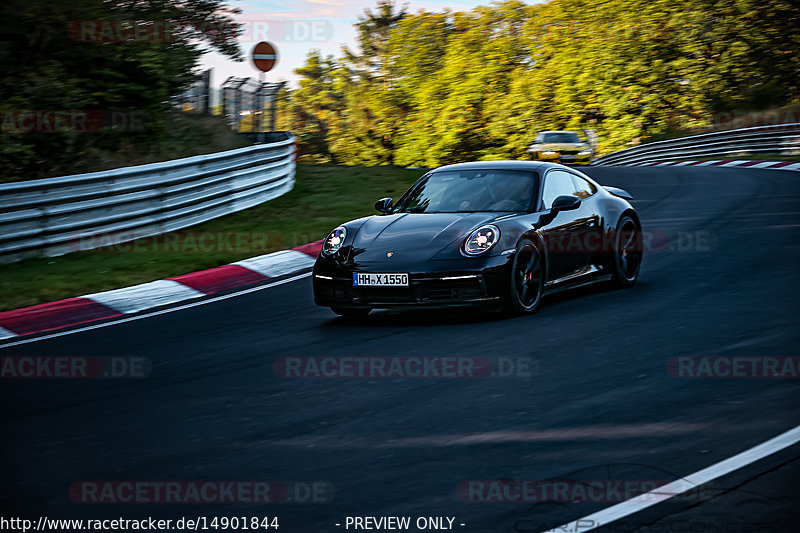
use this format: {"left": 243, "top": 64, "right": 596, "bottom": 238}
{"left": 541, "top": 170, "right": 577, "bottom": 209}
{"left": 571, "top": 175, "right": 597, "bottom": 199}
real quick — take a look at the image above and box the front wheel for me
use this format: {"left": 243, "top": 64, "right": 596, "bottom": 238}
{"left": 610, "top": 214, "right": 642, "bottom": 287}
{"left": 505, "top": 240, "right": 545, "bottom": 315}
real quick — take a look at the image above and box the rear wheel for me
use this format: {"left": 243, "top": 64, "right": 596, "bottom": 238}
{"left": 331, "top": 307, "right": 371, "bottom": 318}
{"left": 610, "top": 214, "right": 642, "bottom": 287}
{"left": 505, "top": 240, "right": 545, "bottom": 315}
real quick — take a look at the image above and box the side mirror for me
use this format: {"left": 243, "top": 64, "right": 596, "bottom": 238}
{"left": 375, "top": 197, "right": 393, "bottom": 214}
{"left": 551, "top": 195, "right": 581, "bottom": 212}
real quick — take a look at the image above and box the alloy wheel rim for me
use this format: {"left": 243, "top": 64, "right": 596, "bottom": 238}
{"left": 515, "top": 244, "right": 542, "bottom": 309}
{"left": 617, "top": 219, "right": 642, "bottom": 281}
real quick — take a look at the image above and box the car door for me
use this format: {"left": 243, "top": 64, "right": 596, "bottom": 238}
{"left": 567, "top": 172, "right": 602, "bottom": 269}
{"left": 538, "top": 169, "right": 597, "bottom": 279}
{"left": 539, "top": 169, "right": 583, "bottom": 279}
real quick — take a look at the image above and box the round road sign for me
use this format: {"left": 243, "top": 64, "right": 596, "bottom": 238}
{"left": 252, "top": 42, "right": 278, "bottom": 72}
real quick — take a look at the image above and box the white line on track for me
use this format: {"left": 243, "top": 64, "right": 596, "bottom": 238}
{"left": 0, "top": 326, "right": 17, "bottom": 340}
{"left": 0, "top": 272, "right": 312, "bottom": 349}
{"left": 541, "top": 424, "right": 800, "bottom": 532}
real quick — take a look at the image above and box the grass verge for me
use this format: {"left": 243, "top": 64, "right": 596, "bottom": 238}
{"left": 0, "top": 164, "right": 425, "bottom": 312}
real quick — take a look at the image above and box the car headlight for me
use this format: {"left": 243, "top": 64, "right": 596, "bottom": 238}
{"left": 463, "top": 225, "right": 500, "bottom": 256}
{"left": 323, "top": 226, "right": 347, "bottom": 255}
{"left": 578, "top": 149, "right": 592, "bottom": 156}
{"left": 541, "top": 150, "right": 557, "bottom": 155}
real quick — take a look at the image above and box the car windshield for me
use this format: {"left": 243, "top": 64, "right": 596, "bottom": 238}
{"left": 393, "top": 170, "right": 537, "bottom": 213}
{"left": 542, "top": 132, "right": 580, "bottom": 143}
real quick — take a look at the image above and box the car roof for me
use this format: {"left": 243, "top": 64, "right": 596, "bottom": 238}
{"left": 539, "top": 130, "right": 578, "bottom": 134}
{"left": 432, "top": 160, "right": 573, "bottom": 173}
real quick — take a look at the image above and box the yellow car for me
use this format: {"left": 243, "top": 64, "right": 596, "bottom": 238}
{"left": 527, "top": 131, "right": 594, "bottom": 165}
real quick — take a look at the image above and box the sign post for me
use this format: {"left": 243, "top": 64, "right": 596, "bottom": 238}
{"left": 251, "top": 42, "right": 278, "bottom": 136}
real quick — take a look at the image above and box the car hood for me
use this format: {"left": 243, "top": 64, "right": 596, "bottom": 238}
{"left": 350, "top": 212, "right": 504, "bottom": 265}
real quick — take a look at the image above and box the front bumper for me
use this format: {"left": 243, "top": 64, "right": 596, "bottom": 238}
{"left": 313, "top": 257, "right": 511, "bottom": 310}
{"left": 531, "top": 151, "right": 592, "bottom": 165}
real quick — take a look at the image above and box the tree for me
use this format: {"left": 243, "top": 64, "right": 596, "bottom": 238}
{"left": 289, "top": 0, "right": 800, "bottom": 165}
{"left": 0, "top": 0, "right": 243, "bottom": 178}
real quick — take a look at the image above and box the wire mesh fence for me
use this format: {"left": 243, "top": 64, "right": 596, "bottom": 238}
{"left": 174, "top": 69, "right": 212, "bottom": 115}
{"left": 221, "top": 77, "right": 285, "bottom": 134}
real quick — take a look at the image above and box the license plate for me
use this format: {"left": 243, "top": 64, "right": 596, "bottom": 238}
{"left": 353, "top": 273, "right": 409, "bottom": 287}
{"left": 560, "top": 155, "right": 575, "bottom": 161}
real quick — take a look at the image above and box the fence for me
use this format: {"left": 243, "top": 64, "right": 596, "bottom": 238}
{"left": 0, "top": 134, "right": 296, "bottom": 263}
{"left": 591, "top": 123, "right": 800, "bottom": 166}
{"left": 175, "top": 69, "right": 212, "bottom": 115}
{"left": 221, "top": 77, "right": 285, "bottom": 133}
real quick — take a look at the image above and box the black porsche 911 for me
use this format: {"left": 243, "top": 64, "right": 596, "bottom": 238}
{"left": 313, "top": 161, "right": 642, "bottom": 317}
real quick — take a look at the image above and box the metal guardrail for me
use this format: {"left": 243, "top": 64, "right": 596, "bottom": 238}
{"left": 591, "top": 123, "right": 800, "bottom": 166}
{"left": 0, "top": 134, "right": 296, "bottom": 263}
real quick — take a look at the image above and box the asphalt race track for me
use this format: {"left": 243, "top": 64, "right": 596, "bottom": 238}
{"left": 2, "top": 165, "right": 799, "bottom": 532}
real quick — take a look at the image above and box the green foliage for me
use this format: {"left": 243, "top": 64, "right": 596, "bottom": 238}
{"left": 0, "top": 0, "right": 243, "bottom": 179}
{"left": 289, "top": 0, "right": 800, "bottom": 164}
